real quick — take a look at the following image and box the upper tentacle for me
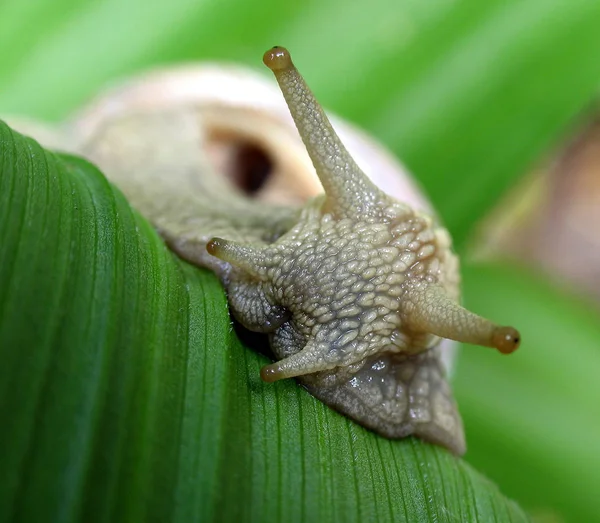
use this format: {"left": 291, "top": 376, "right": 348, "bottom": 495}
{"left": 263, "top": 47, "right": 385, "bottom": 219}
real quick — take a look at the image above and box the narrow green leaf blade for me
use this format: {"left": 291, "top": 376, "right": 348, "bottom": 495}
{"left": 0, "top": 124, "right": 231, "bottom": 522}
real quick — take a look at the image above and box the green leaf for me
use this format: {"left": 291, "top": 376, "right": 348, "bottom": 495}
{"left": 4, "top": 3, "right": 599, "bottom": 519}
{"left": 1, "top": 0, "right": 600, "bottom": 247}
{"left": 454, "top": 263, "right": 600, "bottom": 522}
{"left": 0, "top": 123, "right": 530, "bottom": 522}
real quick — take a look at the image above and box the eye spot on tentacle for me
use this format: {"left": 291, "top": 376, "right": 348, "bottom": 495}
{"left": 260, "top": 364, "right": 282, "bottom": 383}
{"left": 206, "top": 238, "right": 222, "bottom": 256}
{"left": 263, "top": 46, "right": 293, "bottom": 71}
{"left": 492, "top": 326, "right": 521, "bottom": 354}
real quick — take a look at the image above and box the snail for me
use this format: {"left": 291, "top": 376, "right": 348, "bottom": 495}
{"left": 8, "top": 47, "right": 521, "bottom": 456}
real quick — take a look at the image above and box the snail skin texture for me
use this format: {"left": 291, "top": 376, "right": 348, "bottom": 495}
{"left": 76, "top": 47, "right": 520, "bottom": 456}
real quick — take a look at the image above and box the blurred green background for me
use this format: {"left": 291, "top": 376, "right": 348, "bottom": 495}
{"left": 1, "top": 1, "right": 600, "bottom": 522}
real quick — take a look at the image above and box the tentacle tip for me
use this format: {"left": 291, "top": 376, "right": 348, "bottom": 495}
{"left": 260, "top": 363, "right": 284, "bottom": 383}
{"left": 263, "top": 46, "right": 293, "bottom": 72}
{"left": 492, "top": 326, "right": 521, "bottom": 354}
{"left": 206, "top": 237, "right": 223, "bottom": 256}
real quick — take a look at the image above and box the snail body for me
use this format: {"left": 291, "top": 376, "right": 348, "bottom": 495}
{"left": 70, "top": 47, "right": 520, "bottom": 456}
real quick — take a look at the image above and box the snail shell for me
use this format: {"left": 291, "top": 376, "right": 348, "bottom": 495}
{"left": 4, "top": 48, "right": 520, "bottom": 455}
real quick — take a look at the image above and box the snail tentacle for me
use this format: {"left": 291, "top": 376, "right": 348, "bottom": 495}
{"left": 263, "top": 47, "right": 384, "bottom": 219}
